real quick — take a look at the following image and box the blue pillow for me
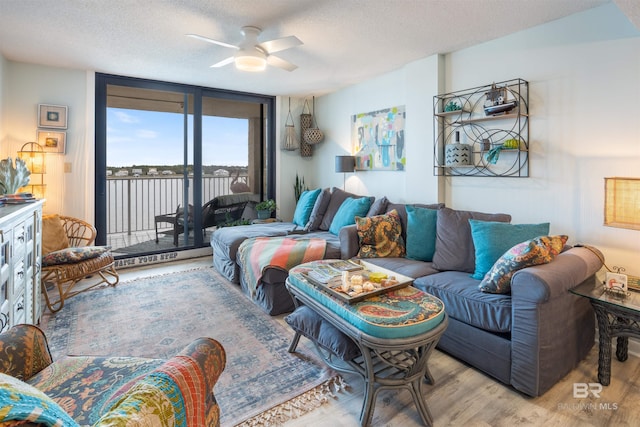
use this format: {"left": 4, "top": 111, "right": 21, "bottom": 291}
{"left": 469, "top": 220, "right": 550, "bottom": 280}
{"left": 292, "top": 188, "right": 322, "bottom": 228}
{"left": 328, "top": 197, "right": 372, "bottom": 235}
{"left": 405, "top": 205, "right": 438, "bottom": 261}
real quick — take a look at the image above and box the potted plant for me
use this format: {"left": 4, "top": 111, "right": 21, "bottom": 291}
{"left": 255, "top": 199, "right": 277, "bottom": 219}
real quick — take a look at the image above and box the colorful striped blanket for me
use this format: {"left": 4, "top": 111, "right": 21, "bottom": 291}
{"left": 238, "top": 237, "right": 327, "bottom": 298}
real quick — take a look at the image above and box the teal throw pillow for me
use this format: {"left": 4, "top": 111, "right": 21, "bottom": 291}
{"left": 405, "top": 205, "right": 438, "bottom": 262}
{"left": 292, "top": 188, "right": 322, "bottom": 228}
{"left": 469, "top": 220, "right": 550, "bottom": 280}
{"left": 328, "top": 197, "right": 372, "bottom": 235}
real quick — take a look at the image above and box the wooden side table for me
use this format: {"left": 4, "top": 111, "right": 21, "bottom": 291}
{"left": 285, "top": 260, "right": 448, "bottom": 426}
{"left": 570, "top": 280, "right": 640, "bottom": 385}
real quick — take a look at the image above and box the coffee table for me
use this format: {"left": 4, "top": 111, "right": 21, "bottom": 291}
{"left": 570, "top": 280, "right": 640, "bottom": 385}
{"left": 285, "top": 260, "right": 448, "bottom": 426}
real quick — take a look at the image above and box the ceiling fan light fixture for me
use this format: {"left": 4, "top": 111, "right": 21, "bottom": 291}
{"left": 234, "top": 49, "right": 267, "bottom": 72}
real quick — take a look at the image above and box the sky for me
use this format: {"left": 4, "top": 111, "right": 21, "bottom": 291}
{"left": 107, "top": 108, "right": 248, "bottom": 168}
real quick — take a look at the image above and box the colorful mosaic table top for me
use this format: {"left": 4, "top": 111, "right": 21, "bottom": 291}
{"left": 288, "top": 260, "right": 446, "bottom": 339}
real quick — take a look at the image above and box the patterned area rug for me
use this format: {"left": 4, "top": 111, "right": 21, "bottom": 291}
{"left": 39, "top": 267, "right": 344, "bottom": 426}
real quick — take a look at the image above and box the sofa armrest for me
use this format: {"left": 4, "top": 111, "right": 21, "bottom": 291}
{"left": 96, "top": 337, "right": 226, "bottom": 427}
{"left": 177, "top": 337, "right": 226, "bottom": 393}
{"left": 509, "top": 246, "right": 603, "bottom": 396}
{"left": 338, "top": 224, "right": 359, "bottom": 259}
{"left": 510, "top": 246, "right": 603, "bottom": 302}
{"left": 0, "top": 324, "right": 53, "bottom": 381}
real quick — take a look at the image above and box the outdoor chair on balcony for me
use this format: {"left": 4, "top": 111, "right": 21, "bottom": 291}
{"left": 40, "top": 215, "right": 119, "bottom": 313}
{"left": 155, "top": 192, "right": 260, "bottom": 246}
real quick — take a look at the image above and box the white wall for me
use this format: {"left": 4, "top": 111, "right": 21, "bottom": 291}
{"left": 307, "top": 3, "right": 640, "bottom": 275}
{"left": 1, "top": 62, "right": 92, "bottom": 220}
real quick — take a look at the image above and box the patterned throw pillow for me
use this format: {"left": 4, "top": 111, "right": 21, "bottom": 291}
{"left": 42, "top": 246, "right": 111, "bottom": 267}
{"left": 356, "top": 209, "right": 406, "bottom": 258}
{"left": 479, "top": 235, "right": 568, "bottom": 294}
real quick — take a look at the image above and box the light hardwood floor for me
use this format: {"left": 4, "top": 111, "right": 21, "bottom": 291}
{"left": 107, "top": 258, "right": 640, "bottom": 426}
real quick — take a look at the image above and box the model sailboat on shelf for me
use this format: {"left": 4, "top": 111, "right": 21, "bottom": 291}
{"left": 484, "top": 82, "right": 518, "bottom": 116}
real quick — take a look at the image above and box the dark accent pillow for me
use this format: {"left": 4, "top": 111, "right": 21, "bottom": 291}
{"left": 405, "top": 205, "right": 438, "bottom": 262}
{"left": 306, "top": 188, "right": 331, "bottom": 231}
{"left": 356, "top": 209, "right": 406, "bottom": 258}
{"left": 431, "top": 207, "right": 511, "bottom": 273}
{"left": 469, "top": 220, "right": 550, "bottom": 279}
{"left": 479, "top": 235, "right": 568, "bottom": 294}
{"left": 285, "top": 306, "right": 361, "bottom": 361}
{"left": 318, "top": 188, "right": 373, "bottom": 231}
{"left": 366, "top": 196, "right": 389, "bottom": 217}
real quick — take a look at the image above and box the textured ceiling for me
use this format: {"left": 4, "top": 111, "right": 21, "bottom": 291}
{"left": 0, "top": 0, "right": 633, "bottom": 97}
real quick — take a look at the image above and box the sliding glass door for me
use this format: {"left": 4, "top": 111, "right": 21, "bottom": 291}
{"left": 95, "top": 74, "right": 275, "bottom": 260}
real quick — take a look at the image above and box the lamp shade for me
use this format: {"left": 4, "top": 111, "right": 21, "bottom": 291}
{"left": 335, "top": 156, "right": 355, "bottom": 173}
{"left": 604, "top": 177, "right": 640, "bottom": 231}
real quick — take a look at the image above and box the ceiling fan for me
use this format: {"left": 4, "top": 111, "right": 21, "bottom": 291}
{"left": 187, "top": 26, "right": 303, "bottom": 72}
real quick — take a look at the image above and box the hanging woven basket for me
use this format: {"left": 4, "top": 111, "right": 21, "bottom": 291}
{"left": 304, "top": 127, "right": 324, "bottom": 145}
{"left": 299, "top": 100, "right": 313, "bottom": 157}
{"left": 281, "top": 99, "right": 299, "bottom": 151}
{"left": 303, "top": 96, "right": 324, "bottom": 145}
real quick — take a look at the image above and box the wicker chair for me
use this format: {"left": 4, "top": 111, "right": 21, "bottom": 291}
{"left": 41, "top": 216, "right": 119, "bottom": 313}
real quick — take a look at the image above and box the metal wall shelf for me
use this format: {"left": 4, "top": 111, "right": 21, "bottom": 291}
{"left": 433, "top": 78, "right": 529, "bottom": 177}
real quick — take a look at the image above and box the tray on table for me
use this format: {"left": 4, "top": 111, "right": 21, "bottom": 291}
{"left": 302, "top": 260, "right": 414, "bottom": 304}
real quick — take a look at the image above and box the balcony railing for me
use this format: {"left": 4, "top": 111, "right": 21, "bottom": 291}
{"left": 106, "top": 174, "right": 247, "bottom": 235}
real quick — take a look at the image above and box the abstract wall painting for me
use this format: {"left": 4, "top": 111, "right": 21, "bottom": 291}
{"left": 351, "top": 105, "right": 406, "bottom": 171}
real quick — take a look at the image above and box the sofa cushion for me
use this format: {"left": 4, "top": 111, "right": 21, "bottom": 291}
{"left": 405, "top": 205, "right": 438, "bottom": 262}
{"left": 385, "top": 202, "right": 444, "bottom": 242}
{"left": 469, "top": 220, "right": 550, "bottom": 279}
{"left": 292, "top": 188, "right": 322, "bottom": 228}
{"left": 210, "top": 222, "right": 293, "bottom": 262}
{"left": 319, "top": 188, "right": 373, "bottom": 231}
{"left": 42, "top": 214, "right": 70, "bottom": 255}
{"left": 328, "top": 197, "right": 372, "bottom": 235}
{"left": 432, "top": 208, "right": 511, "bottom": 273}
{"left": 479, "top": 235, "right": 568, "bottom": 294}
{"left": 414, "top": 271, "right": 512, "bottom": 333}
{"left": 285, "top": 306, "right": 361, "bottom": 361}
{"left": 355, "top": 209, "right": 405, "bottom": 258}
{"left": 27, "top": 355, "right": 163, "bottom": 425}
{"left": 42, "top": 246, "right": 110, "bottom": 267}
{"left": 306, "top": 188, "right": 331, "bottom": 231}
{"left": 0, "top": 372, "right": 80, "bottom": 427}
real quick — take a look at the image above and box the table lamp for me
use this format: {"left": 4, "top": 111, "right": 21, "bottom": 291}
{"left": 335, "top": 156, "right": 355, "bottom": 190}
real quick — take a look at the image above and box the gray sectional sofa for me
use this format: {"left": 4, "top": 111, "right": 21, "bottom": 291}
{"left": 211, "top": 188, "right": 603, "bottom": 397}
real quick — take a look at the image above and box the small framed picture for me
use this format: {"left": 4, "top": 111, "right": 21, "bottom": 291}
{"left": 37, "top": 130, "right": 66, "bottom": 154}
{"left": 605, "top": 272, "right": 628, "bottom": 293}
{"left": 38, "top": 104, "right": 68, "bottom": 129}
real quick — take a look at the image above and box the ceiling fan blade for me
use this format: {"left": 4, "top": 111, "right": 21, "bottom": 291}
{"left": 186, "top": 34, "right": 239, "bottom": 50}
{"left": 211, "top": 57, "right": 235, "bottom": 68}
{"left": 259, "top": 35, "right": 303, "bottom": 54}
{"left": 266, "top": 55, "right": 298, "bottom": 72}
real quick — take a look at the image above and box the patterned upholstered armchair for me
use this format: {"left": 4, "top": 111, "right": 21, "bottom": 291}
{"left": 0, "top": 324, "right": 226, "bottom": 426}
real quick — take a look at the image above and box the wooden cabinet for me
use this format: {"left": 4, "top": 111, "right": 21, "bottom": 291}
{"left": 433, "top": 78, "right": 529, "bottom": 177}
{"left": 0, "top": 200, "right": 44, "bottom": 332}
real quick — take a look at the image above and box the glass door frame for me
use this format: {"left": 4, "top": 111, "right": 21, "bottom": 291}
{"left": 94, "top": 73, "right": 276, "bottom": 251}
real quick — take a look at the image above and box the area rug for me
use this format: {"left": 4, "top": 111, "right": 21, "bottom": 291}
{"left": 39, "top": 267, "right": 345, "bottom": 426}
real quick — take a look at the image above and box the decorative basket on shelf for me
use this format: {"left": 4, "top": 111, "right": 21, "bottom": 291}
{"left": 281, "top": 98, "right": 299, "bottom": 151}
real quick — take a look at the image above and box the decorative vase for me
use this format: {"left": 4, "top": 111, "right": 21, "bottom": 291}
{"left": 445, "top": 131, "right": 471, "bottom": 166}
